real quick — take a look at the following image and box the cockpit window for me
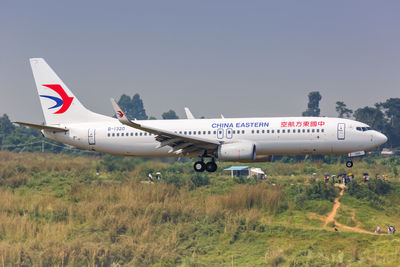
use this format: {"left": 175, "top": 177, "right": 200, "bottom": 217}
{"left": 357, "top": 126, "right": 372, "bottom": 132}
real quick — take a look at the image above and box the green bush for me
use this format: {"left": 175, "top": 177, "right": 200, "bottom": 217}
{"left": 190, "top": 174, "right": 210, "bottom": 188}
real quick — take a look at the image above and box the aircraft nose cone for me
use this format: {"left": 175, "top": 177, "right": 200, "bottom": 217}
{"left": 376, "top": 132, "right": 388, "bottom": 145}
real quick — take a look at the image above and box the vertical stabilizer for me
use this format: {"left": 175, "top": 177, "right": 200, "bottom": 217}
{"left": 30, "top": 58, "right": 108, "bottom": 125}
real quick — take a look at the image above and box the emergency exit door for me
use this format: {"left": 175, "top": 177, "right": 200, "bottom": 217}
{"left": 88, "top": 129, "right": 96, "bottom": 145}
{"left": 337, "top": 123, "right": 345, "bottom": 140}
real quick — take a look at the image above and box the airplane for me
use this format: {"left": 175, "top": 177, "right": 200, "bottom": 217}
{"left": 16, "top": 58, "right": 388, "bottom": 172}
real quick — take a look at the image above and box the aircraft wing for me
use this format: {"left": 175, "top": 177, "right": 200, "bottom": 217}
{"left": 110, "top": 98, "right": 220, "bottom": 155}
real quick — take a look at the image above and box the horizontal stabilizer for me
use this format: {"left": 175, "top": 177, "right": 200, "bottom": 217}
{"left": 14, "top": 121, "right": 68, "bottom": 132}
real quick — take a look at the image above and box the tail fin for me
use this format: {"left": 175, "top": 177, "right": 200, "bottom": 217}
{"left": 30, "top": 58, "right": 108, "bottom": 125}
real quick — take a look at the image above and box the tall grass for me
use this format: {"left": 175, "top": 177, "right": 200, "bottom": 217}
{"left": 0, "top": 151, "right": 400, "bottom": 266}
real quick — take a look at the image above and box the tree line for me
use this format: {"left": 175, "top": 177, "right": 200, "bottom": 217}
{"left": 1, "top": 91, "right": 399, "bottom": 153}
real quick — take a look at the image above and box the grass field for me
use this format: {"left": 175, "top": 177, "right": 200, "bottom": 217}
{"left": 0, "top": 151, "right": 400, "bottom": 266}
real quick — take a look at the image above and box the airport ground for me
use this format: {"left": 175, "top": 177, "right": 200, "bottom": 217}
{"left": 0, "top": 151, "right": 400, "bottom": 266}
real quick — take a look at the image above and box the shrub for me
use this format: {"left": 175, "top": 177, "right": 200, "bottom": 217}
{"left": 189, "top": 174, "right": 210, "bottom": 188}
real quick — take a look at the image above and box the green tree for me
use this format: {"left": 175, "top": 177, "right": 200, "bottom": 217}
{"left": 380, "top": 98, "right": 400, "bottom": 147}
{"left": 117, "top": 94, "right": 148, "bottom": 120}
{"left": 162, "top": 110, "right": 179, "bottom": 120}
{"left": 335, "top": 101, "right": 353, "bottom": 118}
{"left": 0, "top": 114, "right": 16, "bottom": 146}
{"left": 302, "top": 91, "right": 322, "bottom": 117}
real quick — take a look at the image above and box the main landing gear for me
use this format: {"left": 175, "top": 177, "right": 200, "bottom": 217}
{"left": 194, "top": 158, "right": 217, "bottom": 173}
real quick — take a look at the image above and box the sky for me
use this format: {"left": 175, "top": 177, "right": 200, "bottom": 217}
{"left": 1, "top": 0, "right": 400, "bottom": 123}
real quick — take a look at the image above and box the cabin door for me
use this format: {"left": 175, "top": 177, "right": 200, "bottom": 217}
{"left": 88, "top": 129, "right": 96, "bottom": 145}
{"left": 337, "top": 123, "right": 345, "bottom": 140}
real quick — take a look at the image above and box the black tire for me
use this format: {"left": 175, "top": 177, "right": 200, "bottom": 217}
{"left": 346, "top": 161, "right": 353, "bottom": 168}
{"left": 205, "top": 161, "right": 218, "bottom": 172}
{"left": 194, "top": 161, "right": 205, "bottom": 172}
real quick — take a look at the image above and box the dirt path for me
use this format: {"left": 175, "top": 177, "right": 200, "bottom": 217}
{"left": 324, "top": 185, "right": 344, "bottom": 227}
{"left": 321, "top": 184, "right": 377, "bottom": 235}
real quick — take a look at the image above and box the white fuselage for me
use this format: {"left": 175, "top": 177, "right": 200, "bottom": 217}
{"left": 43, "top": 116, "right": 387, "bottom": 158}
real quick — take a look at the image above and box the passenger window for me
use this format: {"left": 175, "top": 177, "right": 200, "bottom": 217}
{"left": 112, "top": 133, "right": 115, "bottom": 137}
{"left": 302, "top": 129, "right": 305, "bottom": 133}
{"left": 121, "top": 133, "right": 124, "bottom": 136}
{"left": 184, "top": 131, "right": 187, "bottom": 135}
{"left": 242, "top": 130, "right": 245, "bottom": 134}
{"left": 140, "top": 133, "right": 143, "bottom": 136}
{"left": 307, "top": 129, "right": 310, "bottom": 133}
{"left": 203, "top": 131, "right": 206, "bottom": 135}
{"left": 277, "top": 130, "right": 280, "bottom": 133}
{"left": 251, "top": 130, "right": 254, "bottom": 134}
{"left": 198, "top": 131, "right": 201, "bottom": 135}
{"left": 267, "top": 130, "right": 270, "bottom": 133}
{"left": 135, "top": 133, "right": 138, "bottom": 136}
{"left": 316, "top": 129, "right": 320, "bottom": 133}
{"left": 256, "top": 130, "right": 259, "bottom": 134}
{"left": 193, "top": 131, "right": 196, "bottom": 135}
{"left": 312, "top": 129, "right": 315, "bottom": 133}
{"left": 282, "top": 130, "right": 285, "bottom": 133}
{"left": 208, "top": 131, "right": 211, "bottom": 134}
{"left": 107, "top": 133, "right": 110, "bottom": 137}
{"left": 272, "top": 130, "right": 274, "bottom": 133}
{"left": 322, "top": 129, "right": 325, "bottom": 133}
{"left": 287, "top": 129, "right": 290, "bottom": 133}
{"left": 297, "top": 129, "right": 301, "bottom": 133}
{"left": 130, "top": 133, "right": 133, "bottom": 136}
{"left": 213, "top": 131, "right": 216, "bottom": 134}
{"left": 144, "top": 133, "right": 147, "bottom": 136}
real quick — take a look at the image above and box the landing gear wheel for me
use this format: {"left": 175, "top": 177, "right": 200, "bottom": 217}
{"left": 346, "top": 160, "right": 353, "bottom": 168}
{"left": 194, "top": 161, "right": 206, "bottom": 172}
{"left": 205, "top": 161, "right": 218, "bottom": 172}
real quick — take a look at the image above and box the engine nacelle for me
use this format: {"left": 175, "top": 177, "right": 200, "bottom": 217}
{"left": 218, "top": 142, "right": 256, "bottom": 162}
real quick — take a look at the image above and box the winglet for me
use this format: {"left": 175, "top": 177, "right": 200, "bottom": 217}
{"left": 110, "top": 98, "right": 139, "bottom": 126}
{"left": 184, "top": 107, "right": 195, "bottom": 119}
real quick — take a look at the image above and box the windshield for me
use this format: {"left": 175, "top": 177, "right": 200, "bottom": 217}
{"left": 356, "top": 126, "right": 372, "bottom": 132}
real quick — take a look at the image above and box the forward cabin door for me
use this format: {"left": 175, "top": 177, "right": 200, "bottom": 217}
{"left": 337, "top": 123, "right": 345, "bottom": 140}
{"left": 88, "top": 128, "right": 96, "bottom": 145}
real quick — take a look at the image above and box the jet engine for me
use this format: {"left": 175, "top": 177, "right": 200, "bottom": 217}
{"left": 217, "top": 142, "right": 256, "bottom": 162}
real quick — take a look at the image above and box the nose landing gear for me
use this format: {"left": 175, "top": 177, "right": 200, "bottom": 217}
{"left": 346, "top": 160, "right": 353, "bottom": 168}
{"left": 193, "top": 158, "right": 217, "bottom": 173}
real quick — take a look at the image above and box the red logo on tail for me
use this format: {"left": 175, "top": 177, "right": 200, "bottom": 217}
{"left": 41, "top": 84, "right": 74, "bottom": 114}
